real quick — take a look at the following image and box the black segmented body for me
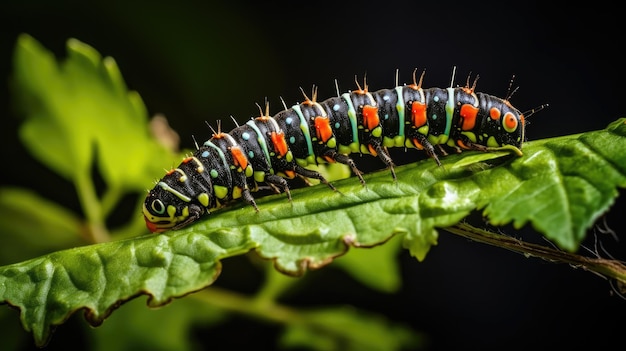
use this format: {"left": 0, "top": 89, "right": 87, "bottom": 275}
{"left": 143, "top": 72, "right": 526, "bottom": 233}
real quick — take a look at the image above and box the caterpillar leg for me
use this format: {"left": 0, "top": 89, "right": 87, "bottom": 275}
{"left": 230, "top": 169, "right": 259, "bottom": 212}
{"left": 436, "top": 144, "right": 450, "bottom": 156}
{"left": 411, "top": 134, "right": 441, "bottom": 166}
{"left": 241, "top": 187, "right": 260, "bottom": 212}
{"left": 264, "top": 174, "right": 292, "bottom": 202}
{"left": 455, "top": 136, "right": 490, "bottom": 152}
{"left": 294, "top": 165, "right": 338, "bottom": 192}
{"left": 327, "top": 152, "right": 366, "bottom": 186}
{"left": 372, "top": 144, "right": 397, "bottom": 182}
{"left": 171, "top": 203, "right": 205, "bottom": 230}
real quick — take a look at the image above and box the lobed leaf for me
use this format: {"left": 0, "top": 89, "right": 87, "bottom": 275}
{"left": 12, "top": 34, "right": 175, "bottom": 190}
{"left": 0, "top": 231, "right": 254, "bottom": 347}
{"left": 480, "top": 118, "right": 626, "bottom": 251}
{"left": 1, "top": 120, "right": 624, "bottom": 347}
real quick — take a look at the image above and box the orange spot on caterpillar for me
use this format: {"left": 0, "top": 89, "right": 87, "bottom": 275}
{"left": 271, "top": 131, "right": 289, "bottom": 157}
{"left": 230, "top": 147, "right": 248, "bottom": 170}
{"left": 367, "top": 144, "right": 378, "bottom": 156}
{"left": 504, "top": 112, "right": 518, "bottom": 131}
{"left": 456, "top": 139, "right": 471, "bottom": 150}
{"left": 411, "top": 101, "right": 427, "bottom": 128}
{"left": 459, "top": 104, "right": 478, "bottom": 130}
{"left": 362, "top": 105, "right": 379, "bottom": 131}
{"left": 489, "top": 107, "right": 501, "bottom": 120}
{"left": 314, "top": 116, "right": 333, "bottom": 142}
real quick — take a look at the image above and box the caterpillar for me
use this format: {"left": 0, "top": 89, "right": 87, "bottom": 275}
{"left": 143, "top": 69, "right": 530, "bottom": 233}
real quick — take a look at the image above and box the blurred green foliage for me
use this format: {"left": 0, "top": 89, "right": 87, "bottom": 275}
{"left": 0, "top": 34, "right": 423, "bottom": 351}
{"left": 1, "top": 26, "right": 625, "bottom": 351}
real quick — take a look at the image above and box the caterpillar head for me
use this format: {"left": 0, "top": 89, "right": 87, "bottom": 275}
{"left": 142, "top": 183, "right": 205, "bottom": 233}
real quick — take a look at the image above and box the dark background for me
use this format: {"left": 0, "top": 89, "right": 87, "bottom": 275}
{"left": 1, "top": 1, "right": 625, "bottom": 350}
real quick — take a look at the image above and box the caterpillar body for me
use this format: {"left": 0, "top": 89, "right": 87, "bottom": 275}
{"left": 143, "top": 71, "right": 527, "bottom": 233}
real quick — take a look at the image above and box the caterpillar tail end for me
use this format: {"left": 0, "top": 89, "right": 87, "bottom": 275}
{"left": 486, "top": 144, "right": 523, "bottom": 156}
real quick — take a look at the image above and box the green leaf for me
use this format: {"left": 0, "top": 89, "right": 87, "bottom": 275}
{"left": 90, "top": 296, "right": 226, "bottom": 351}
{"left": 480, "top": 118, "right": 626, "bottom": 251}
{"left": 12, "top": 34, "right": 88, "bottom": 180}
{"left": 0, "top": 187, "right": 85, "bottom": 265}
{"left": 279, "top": 306, "right": 424, "bottom": 351}
{"left": 12, "top": 34, "right": 174, "bottom": 190}
{"left": 0, "top": 231, "right": 254, "bottom": 347}
{"left": 332, "top": 233, "right": 403, "bottom": 293}
{"left": 1, "top": 120, "right": 624, "bottom": 347}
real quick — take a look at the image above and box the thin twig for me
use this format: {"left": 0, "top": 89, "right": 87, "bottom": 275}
{"left": 445, "top": 222, "right": 626, "bottom": 294}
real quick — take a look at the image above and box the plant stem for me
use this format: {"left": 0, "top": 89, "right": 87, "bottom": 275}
{"left": 446, "top": 222, "right": 626, "bottom": 293}
{"left": 100, "top": 186, "right": 123, "bottom": 219}
{"left": 253, "top": 264, "right": 301, "bottom": 306}
{"left": 74, "top": 172, "right": 110, "bottom": 243}
{"left": 192, "top": 286, "right": 303, "bottom": 325}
